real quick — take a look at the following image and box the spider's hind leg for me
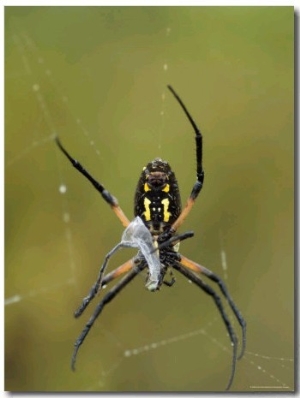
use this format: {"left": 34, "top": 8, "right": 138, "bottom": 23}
{"left": 71, "top": 261, "right": 147, "bottom": 371}
{"left": 173, "top": 260, "right": 238, "bottom": 390}
{"left": 180, "top": 255, "right": 246, "bottom": 360}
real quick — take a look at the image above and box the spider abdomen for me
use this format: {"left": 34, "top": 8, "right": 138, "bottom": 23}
{"left": 134, "top": 158, "right": 181, "bottom": 233}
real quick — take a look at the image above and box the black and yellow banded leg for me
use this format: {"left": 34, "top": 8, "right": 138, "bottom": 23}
{"left": 71, "top": 260, "right": 147, "bottom": 371}
{"left": 172, "top": 260, "right": 238, "bottom": 391}
{"left": 55, "top": 137, "right": 130, "bottom": 228}
{"left": 167, "top": 85, "right": 204, "bottom": 232}
{"left": 74, "top": 258, "right": 135, "bottom": 318}
{"left": 180, "top": 255, "right": 246, "bottom": 360}
{"left": 101, "top": 258, "right": 136, "bottom": 286}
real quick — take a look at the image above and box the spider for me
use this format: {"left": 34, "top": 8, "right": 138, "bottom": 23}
{"left": 55, "top": 85, "right": 246, "bottom": 391}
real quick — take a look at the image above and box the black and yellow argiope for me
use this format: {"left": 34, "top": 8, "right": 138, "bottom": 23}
{"left": 55, "top": 85, "right": 246, "bottom": 390}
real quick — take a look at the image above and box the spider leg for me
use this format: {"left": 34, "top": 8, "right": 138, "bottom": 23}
{"left": 101, "top": 259, "right": 135, "bottom": 286}
{"left": 167, "top": 85, "right": 204, "bottom": 232}
{"left": 55, "top": 137, "right": 130, "bottom": 227}
{"left": 155, "top": 231, "right": 194, "bottom": 252}
{"left": 74, "top": 256, "right": 135, "bottom": 318}
{"left": 172, "top": 261, "right": 238, "bottom": 391}
{"left": 71, "top": 260, "right": 147, "bottom": 371}
{"left": 180, "top": 255, "right": 246, "bottom": 360}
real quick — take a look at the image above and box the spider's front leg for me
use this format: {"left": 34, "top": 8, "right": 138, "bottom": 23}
{"left": 167, "top": 85, "right": 204, "bottom": 232}
{"left": 55, "top": 137, "right": 130, "bottom": 227}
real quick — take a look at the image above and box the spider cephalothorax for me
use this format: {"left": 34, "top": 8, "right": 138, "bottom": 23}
{"left": 55, "top": 85, "right": 246, "bottom": 391}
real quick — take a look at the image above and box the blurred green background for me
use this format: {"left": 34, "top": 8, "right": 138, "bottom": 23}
{"left": 5, "top": 6, "right": 294, "bottom": 392}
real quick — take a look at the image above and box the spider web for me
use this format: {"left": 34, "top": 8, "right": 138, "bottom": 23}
{"left": 5, "top": 8, "right": 294, "bottom": 393}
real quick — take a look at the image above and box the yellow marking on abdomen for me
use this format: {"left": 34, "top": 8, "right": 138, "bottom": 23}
{"left": 144, "top": 183, "right": 151, "bottom": 192}
{"left": 161, "top": 198, "right": 171, "bottom": 222}
{"left": 143, "top": 197, "right": 151, "bottom": 221}
{"left": 162, "top": 184, "right": 170, "bottom": 193}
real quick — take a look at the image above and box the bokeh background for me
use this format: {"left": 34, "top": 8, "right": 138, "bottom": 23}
{"left": 5, "top": 6, "right": 294, "bottom": 392}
